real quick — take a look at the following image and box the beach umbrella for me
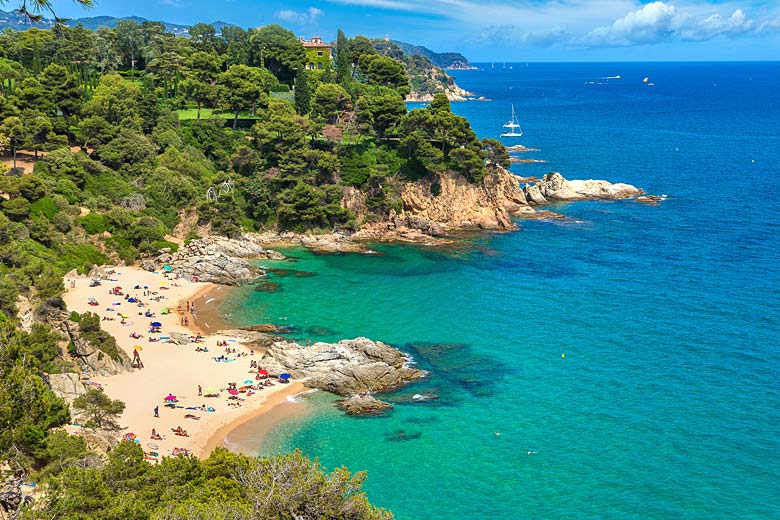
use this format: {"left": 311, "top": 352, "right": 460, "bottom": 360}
{"left": 151, "top": 321, "right": 162, "bottom": 327}
{"left": 257, "top": 369, "right": 269, "bottom": 375}
{"left": 203, "top": 388, "right": 217, "bottom": 394}
{"left": 228, "top": 389, "right": 239, "bottom": 395}
{"left": 88, "top": 297, "right": 97, "bottom": 303}
{"left": 280, "top": 373, "right": 291, "bottom": 379}
{"left": 164, "top": 394, "right": 177, "bottom": 401}
{"left": 163, "top": 264, "right": 172, "bottom": 271}
{"left": 128, "top": 297, "right": 136, "bottom": 303}
{"left": 120, "top": 314, "right": 128, "bottom": 319}
{"left": 114, "top": 286, "right": 122, "bottom": 291}
{"left": 134, "top": 346, "right": 143, "bottom": 351}
{"left": 243, "top": 379, "right": 254, "bottom": 385}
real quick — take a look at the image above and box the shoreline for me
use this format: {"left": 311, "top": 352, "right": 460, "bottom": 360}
{"left": 62, "top": 266, "right": 308, "bottom": 460}
{"left": 201, "top": 382, "right": 309, "bottom": 456}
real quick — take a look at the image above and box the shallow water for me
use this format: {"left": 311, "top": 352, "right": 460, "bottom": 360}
{"left": 221, "top": 62, "right": 780, "bottom": 520}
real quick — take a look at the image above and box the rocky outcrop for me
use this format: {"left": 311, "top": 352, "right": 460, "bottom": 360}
{"left": 153, "top": 237, "right": 284, "bottom": 285}
{"left": 248, "top": 231, "right": 369, "bottom": 254}
{"left": 536, "top": 172, "right": 642, "bottom": 201}
{"left": 60, "top": 320, "right": 131, "bottom": 377}
{"left": 394, "top": 167, "right": 533, "bottom": 232}
{"left": 406, "top": 82, "right": 474, "bottom": 102}
{"left": 47, "top": 373, "right": 86, "bottom": 403}
{"left": 336, "top": 394, "right": 394, "bottom": 416}
{"left": 260, "top": 337, "right": 425, "bottom": 396}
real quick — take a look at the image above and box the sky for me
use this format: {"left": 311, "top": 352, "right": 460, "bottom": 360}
{"left": 49, "top": 0, "right": 780, "bottom": 61}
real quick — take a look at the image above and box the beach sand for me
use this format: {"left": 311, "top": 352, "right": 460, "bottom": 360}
{"left": 62, "top": 266, "right": 308, "bottom": 459}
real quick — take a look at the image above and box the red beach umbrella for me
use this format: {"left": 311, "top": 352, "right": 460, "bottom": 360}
{"left": 164, "top": 394, "right": 176, "bottom": 401}
{"left": 228, "top": 389, "right": 239, "bottom": 395}
{"left": 257, "top": 369, "right": 269, "bottom": 375}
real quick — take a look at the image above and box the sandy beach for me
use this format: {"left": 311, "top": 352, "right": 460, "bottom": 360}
{"left": 62, "top": 266, "right": 308, "bottom": 459}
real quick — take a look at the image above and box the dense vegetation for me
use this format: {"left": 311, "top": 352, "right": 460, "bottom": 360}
{"left": 0, "top": 12, "right": 507, "bottom": 517}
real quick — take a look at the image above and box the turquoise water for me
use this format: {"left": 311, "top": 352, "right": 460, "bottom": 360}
{"left": 223, "top": 63, "right": 780, "bottom": 519}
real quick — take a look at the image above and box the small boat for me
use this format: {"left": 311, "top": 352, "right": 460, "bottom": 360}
{"left": 501, "top": 104, "right": 523, "bottom": 137}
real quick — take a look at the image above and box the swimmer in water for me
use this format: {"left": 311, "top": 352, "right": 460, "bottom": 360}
{"left": 494, "top": 432, "right": 501, "bottom": 437}
{"left": 527, "top": 450, "right": 537, "bottom": 455}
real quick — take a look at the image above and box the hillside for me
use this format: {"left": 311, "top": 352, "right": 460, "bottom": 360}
{"left": 0, "top": 9, "right": 232, "bottom": 35}
{"left": 391, "top": 40, "right": 474, "bottom": 69}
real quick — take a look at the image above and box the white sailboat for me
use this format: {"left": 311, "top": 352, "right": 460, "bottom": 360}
{"left": 501, "top": 104, "right": 523, "bottom": 137}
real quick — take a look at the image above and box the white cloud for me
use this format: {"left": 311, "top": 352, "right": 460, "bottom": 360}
{"left": 582, "top": 2, "right": 779, "bottom": 46}
{"left": 275, "top": 7, "right": 324, "bottom": 24}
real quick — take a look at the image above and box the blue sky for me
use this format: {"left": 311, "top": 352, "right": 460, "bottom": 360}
{"left": 51, "top": 0, "right": 780, "bottom": 61}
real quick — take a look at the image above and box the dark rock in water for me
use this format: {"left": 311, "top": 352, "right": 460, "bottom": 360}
{"left": 241, "top": 323, "right": 292, "bottom": 334}
{"left": 266, "top": 267, "right": 316, "bottom": 278}
{"left": 336, "top": 394, "right": 393, "bottom": 416}
{"left": 405, "top": 342, "right": 507, "bottom": 398}
{"left": 403, "top": 416, "right": 441, "bottom": 424}
{"left": 254, "top": 280, "right": 282, "bottom": 292}
{"left": 385, "top": 430, "right": 422, "bottom": 442}
{"left": 306, "top": 325, "right": 337, "bottom": 336}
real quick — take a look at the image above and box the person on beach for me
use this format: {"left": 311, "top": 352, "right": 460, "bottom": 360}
{"left": 154, "top": 406, "right": 159, "bottom": 418}
{"left": 198, "top": 385, "right": 202, "bottom": 396}
{"left": 132, "top": 348, "right": 144, "bottom": 368}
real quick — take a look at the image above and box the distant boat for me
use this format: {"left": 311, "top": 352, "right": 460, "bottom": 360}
{"left": 501, "top": 104, "right": 523, "bottom": 137}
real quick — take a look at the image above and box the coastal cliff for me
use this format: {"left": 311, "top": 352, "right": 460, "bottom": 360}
{"left": 352, "top": 168, "right": 642, "bottom": 240}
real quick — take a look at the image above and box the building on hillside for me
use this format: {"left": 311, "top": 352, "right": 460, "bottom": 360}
{"left": 300, "top": 36, "right": 332, "bottom": 71}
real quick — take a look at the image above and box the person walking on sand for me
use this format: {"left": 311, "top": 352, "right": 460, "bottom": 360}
{"left": 132, "top": 348, "right": 144, "bottom": 368}
{"left": 198, "top": 385, "right": 202, "bottom": 396}
{"left": 154, "top": 405, "right": 159, "bottom": 418}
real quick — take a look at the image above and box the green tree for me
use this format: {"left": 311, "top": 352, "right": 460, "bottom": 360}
{"left": 336, "top": 29, "right": 350, "bottom": 85}
{"left": 184, "top": 51, "right": 221, "bottom": 119}
{"left": 360, "top": 55, "right": 409, "bottom": 96}
{"left": 115, "top": 20, "right": 143, "bottom": 70}
{"left": 294, "top": 67, "right": 311, "bottom": 115}
{"left": 312, "top": 83, "right": 351, "bottom": 125}
{"left": 0, "top": 116, "right": 25, "bottom": 169}
{"left": 249, "top": 24, "right": 306, "bottom": 84}
{"left": 362, "top": 92, "right": 406, "bottom": 138}
{"left": 218, "top": 64, "right": 277, "bottom": 129}
{"left": 71, "top": 389, "right": 125, "bottom": 430}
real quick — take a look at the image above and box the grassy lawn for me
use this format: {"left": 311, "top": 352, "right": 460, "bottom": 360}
{"left": 176, "top": 108, "right": 262, "bottom": 121}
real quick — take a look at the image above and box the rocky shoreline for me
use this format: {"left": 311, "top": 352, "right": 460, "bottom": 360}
{"left": 128, "top": 169, "right": 644, "bottom": 414}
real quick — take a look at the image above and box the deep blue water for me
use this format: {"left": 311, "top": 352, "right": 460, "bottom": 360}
{"left": 225, "top": 63, "right": 780, "bottom": 519}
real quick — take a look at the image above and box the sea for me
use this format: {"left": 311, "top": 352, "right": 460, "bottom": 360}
{"left": 219, "top": 62, "right": 780, "bottom": 519}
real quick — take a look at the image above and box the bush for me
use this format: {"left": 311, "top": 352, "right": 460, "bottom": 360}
{"left": 80, "top": 212, "right": 109, "bottom": 235}
{"left": 30, "top": 197, "right": 60, "bottom": 220}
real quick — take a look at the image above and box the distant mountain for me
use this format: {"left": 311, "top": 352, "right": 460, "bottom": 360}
{"left": 391, "top": 40, "right": 473, "bottom": 70}
{"left": 0, "top": 10, "right": 233, "bottom": 35}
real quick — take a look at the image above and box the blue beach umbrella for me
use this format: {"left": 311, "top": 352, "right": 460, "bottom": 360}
{"left": 163, "top": 264, "right": 172, "bottom": 271}
{"left": 244, "top": 379, "right": 254, "bottom": 385}
{"left": 151, "top": 321, "right": 162, "bottom": 327}
{"left": 280, "top": 373, "right": 291, "bottom": 379}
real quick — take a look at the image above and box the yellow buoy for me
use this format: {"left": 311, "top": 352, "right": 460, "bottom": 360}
{"left": 561, "top": 353, "right": 565, "bottom": 359}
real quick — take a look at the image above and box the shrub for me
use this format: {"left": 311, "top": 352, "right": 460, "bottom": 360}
{"left": 80, "top": 212, "right": 109, "bottom": 235}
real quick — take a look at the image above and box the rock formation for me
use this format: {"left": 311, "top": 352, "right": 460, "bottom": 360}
{"left": 535, "top": 172, "right": 642, "bottom": 201}
{"left": 347, "top": 168, "right": 644, "bottom": 240}
{"left": 336, "top": 394, "right": 394, "bottom": 416}
{"left": 46, "top": 373, "right": 86, "bottom": 403}
{"left": 260, "top": 337, "right": 425, "bottom": 396}
{"left": 148, "top": 237, "right": 284, "bottom": 285}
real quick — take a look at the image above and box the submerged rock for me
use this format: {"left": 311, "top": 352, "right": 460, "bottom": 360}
{"left": 385, "top": 430, "right": 422, "bottom": 442}
{"left": 260, "top": 337, "right": 426, "bottom": 396}
{"left": 254, "top": 280, "right": 281, "bottom": 293}
{"left": 265, "top": 267, "right": 316, "bottom": 277}
{"left": 336, "top": 394, "right": 394, "bottom": 416}
{"left": 241, "top": 323, "right": 292, "bottom": 334}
